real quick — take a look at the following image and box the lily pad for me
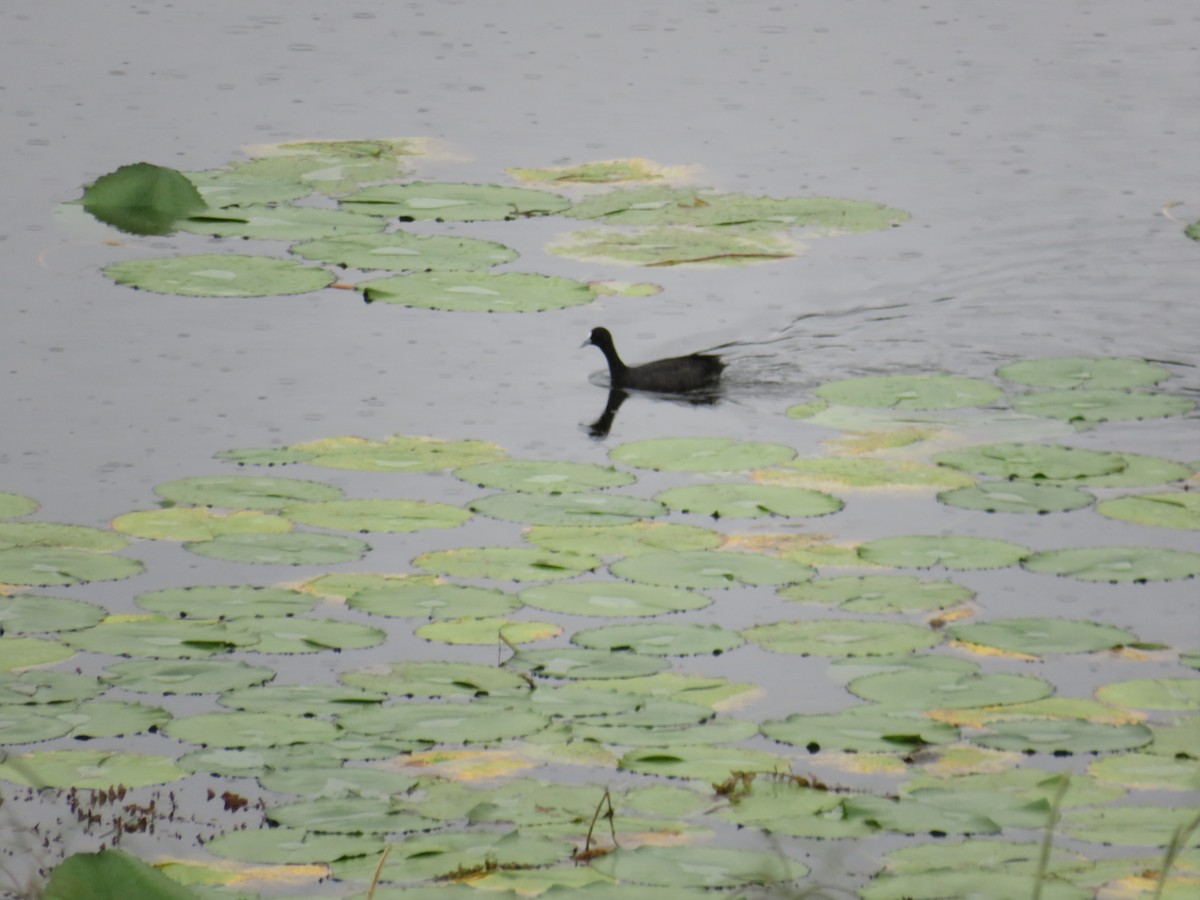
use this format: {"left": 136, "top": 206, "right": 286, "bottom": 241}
{"left": 1012, "top": 388, "right": 1194, "bottom": 423}
{"left": 588, "top": 844, "right": 807, "bottom": 888}
{"left": 949, "top": 618, "right": 1138, "bottom": 655}
{"left": 934, "top": 442, "right": 1126, "bottom": 481}
{"left": 228, "top": 616, "right": 386, "bottom": 654}
{"left": 346, "top": 580, "right": 521, "bottom": 619}
{"left": 656, "top": 483, "right": 843, "bottom": 518}
{"left": 0, "top": 547, "right": 144, "bottom": 586}
{"left": 610, "top": 550, "right": 814, "bottom": 588}
{"left": 282, "top": 498, "right": 470, "bottom": 532}
{"left": 455, "top": 460, "right": 635, "bottom": 493}
{"left": 265, "top": 796, "right": 434, "bottom": 835}
{"left": 848, "top": 669, "right": 1054, "bottom": 711}
{"left": 340, "top": 181, "right": 570, "bottom": 220}
{"left": 763, "top": 706, "right": 959, "bottom": 753}
{"left": 415, "top": 616, "right": 560, "bottom": 645}
{"left": 937, "top": 481, "right": 1095, "bottom": 514}
{"left": 0, "top": 594, "right": 107, "bottom": 633}
{"left": 972, "top": 719, "right": 1154, "bottom": 754}
{"left": 0, "top": 705, "right": 77, "bottom": 744}
{"left": 219, "top": 683, "right": 386, "bottom": 715}
{"left": 166, "top": 711, "right": 340, "bottom": 748}
{"left": 520, "top": 581, "right": 710, "bottom": 617}
{"left": 154, "top": 474, "right": 343, "bottom": 509}
{"left": 857, "top": 535, "right": 1028, "bottom": 570}
{"left": 1022, "top": 546, "right": 1200, "bottom": 582}
{"left": 550, "top": 225, "right": 801, "bottom": 267}
{"left": 0, "top": 748, "right": 185, "bottom": 788}
{"left": 758, "top": 457, "right": 974, "bottom": 490}
{"left": 415, "top": 547, "right": 599, "bottom": 581}
{"left": 0, "top": 491, "right": 38, "bottom": 519}
{"left": 610, "top": 436, "right": 796, "bottom": 472}
{"left": 571, "top": 622, "right": 744, "bottom": 656}
{"left": 780, "top": 575, "right": 973, "bottom": 613}
{"left": 0, "top": 522, "right": 129, "bottom": 552}
{"left": 185, "top": 532, "right": 369, "bottom": 565}
{"left": 506, "top": 648, "right": 668, "bottom": 680}
{"left": 102, "top": 659, "right": 275, "bottom": 695}
{"left": 743, "top": 619, "right": 940, "bottom": 657}
{"left": 291, "top": 230, "right": 518, "bottom": 271}
{"left": 285, "top": 433, "right": 508, "bottom": 472}
{"left": 0, "top": 670, "right": 104, "bottom": 704}
{"left": 1096, "top": 678, "right": 1200, "bottom": 711}
{"left": 817, "top": 374, "right": 1003, "bottom": 410}
{"left": 62, "top": 616, "right": 256, "bottom": 658}
{"left": 361, "top": 270, "right": 596, "bottom": 312}
{"left": 337, "top": 702, "right": 548, "bottom": 744}
{"left": 524, "top": 522, "right": 720, "bottom": 557}
{"left": 338, "top": 661, "right": 531, "bottom": 700}
{"left": 618, "top": 745, "right": 790, "bottom": 782}
{"left": 470, "top": 491, "right": 665, "bottom": 526}
{"left": 997, "top": 356, "right": 1171, "bottom": 389}
{"left": 178, "top": 204, "right": 385, "bottom": 240}
{"left": 1097, "top": 491, "right": 1200, "bottom": 530}
{"left": 204, "top": 826, "right": 381, "bottom": 865}
{"left": 334, "top": 831, "right": 569, "bottom": 882}
{"left": 104, "top": 254, "right": 336, "bottom": 297}
{"left": 135, "top": 584, "right": 317, "bottom": 618}
{"left": 112, "top": 507, "right": 291, "bottom": 541}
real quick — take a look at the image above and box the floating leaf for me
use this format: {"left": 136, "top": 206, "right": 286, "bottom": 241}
{"left": 571, "top": 622, "right": 744, "bottom": 656}
{"left": 282, "top": 498, "right": 470, "bottom": 532}
{"left": 135, "top": 584, "right": 316, "bottom": 618}
{"left": 743, "top": 619, "right": 940, "bottom": 657}
{"left": 619, "top": 746, "right": 790, "bottom": 782}
{"left": 0, "top": 749, "right": 184, "bottom": 788}
{"left": 1088, "top": 753, "right": 1200, "bottom": 791}
{"left": 997, "top": 356, "right": 1171, "bottom": 390}
{"left": 0, "top": 491, "right": 38, "bottom": 519}
{"left": 103, "top": 659, "right": 274, "bottom": 695}
{"left": 1013, "top": 388, "right": 1193, "bottom": 423}
{"left": 781, "top": 575, "right": 973, "bottom": 613}
{"left": 265, "top": 796, "right": 433, "bottom": 835}
{"left": 257, "top": 765, "right": 417, "bottom": 800}
{"left": 155, "top": 474, "right": 343, "bottom": 509}
{"left": 166, "top": 711, "right": 339, "bottom": 748}
{"left": 588, "top": 844, "right": 807, "bottom": 887}
{"left": 0, "top": 522, "right": 129, "bottom": 552}
{"left": 1098, "top": 491, "right": 1200, "bottom": 530}
{"left": 346, "top": 579, "right": 520, "bottom": 619}
{"left": 81, "top": 162, "right": 207, "bottom": 235}
{"left": 817, "top": 374, "right": 1003, "bottom": 409}
{"left": 937, "top": 481, "right": 1095, "bottom": 514}
{"left": 332, "top": 831, "right": 569, "bottom": 882}
{"left": 0, "top": 548, "right": 144, "bottom": 586}
{"left": 340, "top": 181, "right": 570, "bottom": 220}
{"left": 507, "top": 648, "right": 667, "bottom": 680}
{"left": 1097, "top": 678, "right": 1200, "bottom": 711}
{"left": 291, "top": 230, "right": 518, "bottom": 271}
{"left": 289, "top": 433, "right": 507, "bottom": 472}
{"left": 656, "top": 483, "right": 843, "bottom": 518}
{"left": 508, "top": 158, "right": 668, "bottom": 184}
{"left": 470, "top": 491, "right": 665, "bottom": 526}
{"left": 857, "top": 535, "right": 1028, "bottom": 570}
{"left": 219, "top": 683, "right": 386, "bottom": 715}
{"left": 455, "top": 460, "right": 635, "bottom": 494}
{"left": 1058, "top": 804, "right": 1200, "bottom": 847}
{"left": 62, "top": 616, "right": 255, "bottom": 658}
{"left": 0, "top": 705, "right": 77, "bottom": 743}
{"left": 758, "top": 457, "right": 974, "bottom": 490}
{"left": 43, "top": 849, "right": 202, "bottom": 900}
{"left": 848, "top": 669, "right": 1054, "bottom": 710}
{"left": 338, "top": 661, "right": 531, "bottom": 700}
{"left": 338, "top": 703, "right": 548, "bottom": 744}
{"left": 185, "top": 532, "right": 369, "bottom": 565}
{"left": 949, "top": 618, "right": 1137, "bottom": 655}
{"left": 104, "top": 254, "right": 335, "bottom": 297}
{"left": 0, "top": 670, "right": 103, "bottom": 704}
{"left": 524, "top": 522, "right": 720, "bottom": 557}
{"left": 610, "top": 549, "right": 814, "bottom": 588}
{"left": 112, "top": 507, "right": 291, "bottom": 541}
{"left": 178, "top": 204, "right": 385, "bottom": 240}
{"left": 520, "top": 581, "right": 710, "bottom": 617}
{"left": 610, "top": 436, "right": 795, "bottom": 472}
{"left": 972, "top": 719, "right": 1154, "bottom": 754}
{"left": 0, "top": 594, "right": 106, "bottom": 633}
{"left": 205, "top": 826, "right": 380, "bottom": 864}
{"left": 1022, "top": 546, "right": 1200, "bottom": 582}
{"left": 763, "top": 706, "right": 959, "bottom": 752}
{"left": 227, "top": 616, "right": 386, "bottom": 654}
{"left": 54, "top": 699, "right": 171, "bottom": 739}
{"left": 415, "top": 547, "right": 599, "bottom": 581}
{"left": 416, "top": 616, "right": 560, "bottom": 645}
{"left": 361, "top": 270, "right": 596, "bottom": 312}
{"left": 934, "top": 443, "right": 1128, "bottom": 481}
{"left": 551, "top": 224, "right": 801, "bottom": 267}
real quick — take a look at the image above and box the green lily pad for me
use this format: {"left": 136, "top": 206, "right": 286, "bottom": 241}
{"left": 470, "top": 491, "right": 665, "bottom": 526}
{"left": 338, "top": 661, "right": 531, "bottom": 700}
{"left": 519, "top": 581, "right": 710, "bottom": 617}
{"left": 102, "top": 658, "right": 274, "bottom": 695}
{"left": 760, "top": 457, "right": 975, "bottom": 490}
{"left": 972, "top": 719, "right": 1154, "bottom": 754}
{"left": 202, "top": 147, "right": 410, "bottom": 197}
{"left": 186, "top": 168, "right": 312, "bottom": 207}
{"left": 937, "top": 481, "right": 1095, "bottom": 514}
{"left": 610, "top": 436, "right": 796, "bottom": 472}
{"left": 763, "top": 706, "right": 959, "bottom": 752}
{"left": 618, "top": 745, "right": 790, "bottom": 782}
{"left": 742, "top": 619, "right": 940, "bottom": 657}
{"left": 0, "top": 522, "right": 128, "bottom": 552}
{"left": 0, "top": 670, "right": 104, "bottom": 704}
{"left": 588, "top": 844, "right": 807, "bottom": 887}
{"left": 346, "top": 579, "right": 521, "bottom": 619}
{"left": 817, "top": 374, "right": 1003, "bottom": 409}
{"left": 283, "top": 433, "right": 508, "bottom": 472}
{"left": 997, "top": 356, "right": 1171, "bottom": 389}
{"left": 135, "top": 584, "right": 317, "bottom": 618}
{"left": 340, "top": 181, "right": 570, "bottom": 220}
{"left": 338, "top": 702, "right": 548, "bottom": 744}
{"left": 178, "top": 204, "right": 385, "bottom": 240}
{"left": 656, "top": 482, "right": 843, "bottom": 518}
{"left": 1088, "top": 753, "right": 1200, "bottom": 791}
{"left": 1098, "top": 491, "right": 1200, "bottom": 529}
{"left": 165, "top": 711, "right": 339, "bottom": 747}
{"left": 154, "top": 474, "right": 343, "bottom": 509}
{"left": 949, "top": 618, "right": 1138, "bottom": 655}
{"left": 81, "top": 162, "right": 207, "bottom": 235}
{"left": 506, "top": 648, "right": 667, "bottom": 680}
{"left": 842, "top": 794, "right": 1003, "bottom": 836}
{"left": 1022, "top": 546, "right": 1200, "bottom": 582}
{"left": 1058, "top": 805, "right": 1200, "bottom": 847}
{"left": 0, "top": 749, "right": 184, "bottom": 788}
{"left": 0, "top": 491, "right": 38, "bottom": 519}
{"left": 575, "top": 717, "right": 759, "bottom": 749}
{"left": 213, "top": 445, "right": 318, "bottom": 466}
{"left": 1097, "top": 678, "right": 1200, "bottom": 711}
{"left": 0, "top": 594, "right": 106, "bottom": 633}
{"left": 550, "top": 224, "right": 801, "bottom": 267}
{"left": 361, "top": 270, "right": 596, "bottom": 312}
{"left": 1013, "top": 388, "right": 1194, "bottom": 423}
{"left": 571, "top": 622, "right": 744, "bottom": 656}
{"left": 610, "top": 550, "right": 814, "bottom": 588}
{"left": 847, "top": 669, "right": 1054, "bottom": 710}
{"left": 257, "top": 765, "right": 417, "bottom": 799}
{"left": 415, "top": 547, "right": 599, "bottom": 581}
{"left": 265, "top": 796, "right": 434, "bottom": 835}
{"left": 282, "top": 498, "right": 470, "bottom": 532}
{"left": 61, "top": 616, "right": 256, "bottom": 658}
{"left": 205, "top": 826, "right": 381, "bottom": 864}
{"left": 861, "top": 869, "right": 1090, "bottom": 900}
{"left": 524, "top": 522, "right": 720, "bottom": 557}
{"left": 103, "top": 254, "right": 336, "bottom": 297}
{"left": 857, "top": 535, "right": 1028, "bottom": 570}
{"left": 0, "top": 704, "right": 76, "bottom": 743}
{"left": 415, "top": 616, "right": 560, "bottom": 645}
{"left": 291, "top": 230, "right": 518, "bottom": 271}
{"left": 456, "top": 460, "right": 635, "bottom": 493}
{"left": 0, "top": 547, "right": 144, "bottom": 586}
{"left": 185, "top": 531, "right": 369, "bottom": 565}
{"left": 780, "top": 575, "right": 974, "bottom": 613}
{"left": 934, "top": 442, "right": 1128, "bottom": 481}
{"left": 112, "top": 507, "right": 291, "bottom": 541}
{"left": 227, "top": 616, "right": 386, "bottom": 654}
{"left": 508, "top": 158, "right": 665, "bottom": 184}
{"left": 219, "top": 683, "right": 386, "bottom": 715}
{"left": 333, "top": 831, "right": 569, "bottom": 882}
{"left": 54, "top": 699, "right": 171, "bottom": 739}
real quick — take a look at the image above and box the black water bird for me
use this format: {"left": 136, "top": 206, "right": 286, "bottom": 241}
{"left": 582, "top": 327, "right": 725, "bottom": 393}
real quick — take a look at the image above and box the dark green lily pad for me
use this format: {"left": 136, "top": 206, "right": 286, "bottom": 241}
{"left": 1097, "top": 491, "right": 1200, "bottom": 530}
{"left": 610, "top": 550, "right": 814, "bottom": 588}
{"left": 185, "top": 532, "right": 369, "bottom": 565}
{"left": 1013, "top": 388, "right": 1194, "bottom": 423}
{"left": 656, "top": 482, "right": 843, "bottom": 518}
{"left": 362, "top": 270, "right": 597, "bottom": 312}
{"left": 763, "top": 706, "right": 959, "bottom": 752}
{"left": 291, "top": 230, "right": 518, "bottom": 271}
{"left": 610, "top": 436, "right": 796, "bottom": 472}
{"left": 743, "top": 619, "right": 940, "bottom": 657}
{"left": 937, "top": 481, "right": 1095, "bottom": 514}
{"left": 997, "top": 356, "right": 1171, "bottom": 389}
{"left": 470, "top": 491, "right": 665, "bottom": 526}
{"left": 0, "top": 594, "right": 106, "bottom": 633}
{"left": 103, "top": 254, "right": 336, "bottom": 297}
{"left": 81, "top": 162, "right": 207, "bottom": 235}
{"left": 520, "top": 581, "right": 710, "bottom": 617}
{"left": 571, "top": 622, "right": 744, "bottom": 656}
{"left": 178, "top": 204, "right": 385, "bottom": 240}
{"left": 155, "top": 474, "right": 343, "bottom": 509}
{"left": 857, "top": 535, "right": 1028, "bottom": 570}
{"left": 340, "top": 181, "right": 570, "bottom": 220}
{"left": 456, "top": 460, "right": 635, "bottom": 493}
{"left": 949, "top": 618, "right": 1138, "bottom": 655}
{"left": 415, "top": 547, "right": 599, "bottom": 581}
{"left": 1022, "top": 546, "right": 1200, "bottom": 582}
{"left": 817, "top": 374, "right": 1003, "bottom": 409}
{"left": 780, "top": 575, "right": 974, "bottom": 613}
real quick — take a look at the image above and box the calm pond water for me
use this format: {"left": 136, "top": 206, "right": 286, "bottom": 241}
{"left": 1, "top": 0, "right": 1197, "bottom": 896}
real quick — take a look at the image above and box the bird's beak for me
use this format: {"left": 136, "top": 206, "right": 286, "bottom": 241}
{"left": 580, "top": 336, "right": 593, "bottom": 348}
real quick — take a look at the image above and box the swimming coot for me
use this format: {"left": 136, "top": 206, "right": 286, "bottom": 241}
{"left": 583, "top": 327, "right": 725, "bottom": 393}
